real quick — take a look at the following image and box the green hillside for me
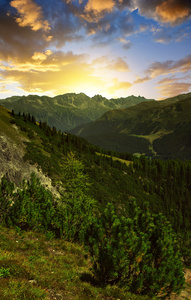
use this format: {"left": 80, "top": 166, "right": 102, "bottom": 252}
{"left": 0, "top": 106, "right": 191, "bottom": 299}
{"left": 71, "top": 93, "right": 191, "bottom": 160}
{"left": 0, "top": 93, "right": 153, "bottom": 132}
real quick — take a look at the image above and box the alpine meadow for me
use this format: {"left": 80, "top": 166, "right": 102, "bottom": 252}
{"left": 0, "top": 0, "right": 191, "bottom": 299}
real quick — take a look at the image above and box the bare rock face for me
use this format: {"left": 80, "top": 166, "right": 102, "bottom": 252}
{"left": 0, "top": 135, "right": 24, "bottom": 185}
{"left": 0, "top": 133, "right": 59, "bottom": 197}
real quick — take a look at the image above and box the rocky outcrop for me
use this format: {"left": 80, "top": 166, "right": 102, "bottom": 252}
{"left": 0, "top": 131, "right": 59, "bottom": 197}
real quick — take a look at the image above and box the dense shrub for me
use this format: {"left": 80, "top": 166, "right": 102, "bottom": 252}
{"left": 85, "top": 200, "right": 185, "bottom": 298}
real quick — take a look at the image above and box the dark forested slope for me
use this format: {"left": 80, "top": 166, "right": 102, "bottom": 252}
{"left": 71, "top": 93, "right": 191, "bottom": 160}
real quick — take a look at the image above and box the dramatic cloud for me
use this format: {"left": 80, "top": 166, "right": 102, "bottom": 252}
{"left": 0, "top": 14, "right": 50, "bottom": 61}
{"left": 155, "top": 0, "right": 191, "bottom": 24}
{"left": 135, "top": 0, "right": 191, "bottom": 25}
{"left": 10, "top": 0, "right": 51, "bottom": 32}
{"left": 85, "top": 0, "right": 115, "bottom": 14}
{"left": 0, "top": 0, "right": 190, "bottom": 99}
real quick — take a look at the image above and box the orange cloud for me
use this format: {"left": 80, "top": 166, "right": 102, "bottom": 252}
{"left": 80, "top": 0, "right": 115, "bottom": 22}
{"left": 156, "top": 0, "right": 190, "bottom": 24}
{"left": 135, "top": 0, "right": 191, "bottom": 25}
{"left": 32, "top": 51, "right": 47, "bottom": 62}
{"left": 10, "top": 0, "right": 51, "bottom": 32}
{"left": 85, "top": 0, "right": 115, "bottom": 13}
{"left": 32, "top": 50, "right": 53, "bottom": 62}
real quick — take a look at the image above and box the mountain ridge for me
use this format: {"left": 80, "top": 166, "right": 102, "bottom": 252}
{"left": 0, "top": 93, "right": 154, "bottom": 132}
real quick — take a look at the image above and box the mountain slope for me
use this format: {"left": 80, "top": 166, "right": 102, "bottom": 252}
{"left": 0, "top": 93, "right": 153, "bottom": 131}
{"left": 1, "top": 106, "right": 191, "bottom": 298}
{"left": 71, "top": 93, "right": 191, "bottom": 160}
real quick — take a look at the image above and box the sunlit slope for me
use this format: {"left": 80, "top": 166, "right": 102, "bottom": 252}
{"left": 71, "top": 93, "right": 191, "bottom": 159}
{"left": 0, "top": 93, "right": 153, "bottom": 132}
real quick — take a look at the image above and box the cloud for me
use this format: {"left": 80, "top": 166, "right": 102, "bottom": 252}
{"left": 0, "top": 50, "right": 105, "bottom": 95}
{"left": 134, "top": 76, "right": 151, "bottom": 84}
{"left": 108, "top": 57, "right": 130, "bottom": 72}
{"left": 0, "top": 1, "right": 83, "bottom": 63}
{"left": 31, "top": 50, "right": 53, "bottom": 62}
{"left": 10, "top": 0, "right": 51, "bottom": 32}
{"left": 147, "top": 54, "right": 191, "bottom": 78}
{"left": 0, "top": 14, "right": 50, "bottom": 61}
{"left": 135, "top": 0, "right": 191, "bottom": 25}
{"left": 116, "top": 37, "right": 132, "bottom": 49}
{"left": 134, "top": 54, "right": 191, "bottom": 84}
{"left": 153, "top": 28, "right": 173, "bottom": 44}
{"left": 133, "top": 54, "right": 191, "bottom": 98}
{"left": 107, "top": 78, "right": 132, "bottom": 94}
{"left": 152, "top": 25, "right": 191, "bottom": 44}
{"left": 156, "top": 75, "right": 191, "bottom": 98}
{"left": 155, "top": 0, "right": 191, "bottom": 24}
{"left": 32, "top": 52, "right": 48, "bottom": 62}
{"left": 84, "top": 10, "right": 135, "bottom": 46}
{"left": 93, "top": 56, "right": 130, "bottom": 72}
{"left": 0, "top": 84, "right": 9, "bottom": 93}
{"left": 85, "top": 0, "right": 115, "bottom": 14}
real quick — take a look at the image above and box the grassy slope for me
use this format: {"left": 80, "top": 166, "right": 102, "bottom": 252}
{"left": 0, "top": 226, "right": 152, "bottom": 300}
{"left": 0, "top": 106, "right": 18, "bottom": 143}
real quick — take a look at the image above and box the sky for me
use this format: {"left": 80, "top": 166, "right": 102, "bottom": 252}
{"left": 0, "top": 0, "right": 191, "bottom": 100}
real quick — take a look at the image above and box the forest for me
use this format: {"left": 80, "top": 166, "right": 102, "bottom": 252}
{"left": 1, "top": 110, "right": 191, "bottom": 298}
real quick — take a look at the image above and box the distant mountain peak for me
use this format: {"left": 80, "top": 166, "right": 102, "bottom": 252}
{"left": 0, "top": 93, "right": 153, "bottom": 132}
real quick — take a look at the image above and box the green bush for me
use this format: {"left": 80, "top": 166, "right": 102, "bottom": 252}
{"left": 85, "top": 199, "right": 185, "bottom": 298}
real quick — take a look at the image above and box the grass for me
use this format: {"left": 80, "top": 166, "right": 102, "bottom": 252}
{"left": 0, "top": 225, "right": 153, "bottom": 300}
{"left": 96, "top": 152, "right": 132, "bottom": 167}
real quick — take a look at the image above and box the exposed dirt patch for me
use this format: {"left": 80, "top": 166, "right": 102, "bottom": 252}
{"left": 170, "top": 269, "right": 191, "bottom": 300}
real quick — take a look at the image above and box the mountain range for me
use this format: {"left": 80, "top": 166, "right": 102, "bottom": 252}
{"left": 71, "top": 93, "right": 191, "bottom": 160}
{"left": 1, "top": 92, "right": 191, "bottom": 160}
{"left": 0, "top": 93, "right": 152, "bottom": 132}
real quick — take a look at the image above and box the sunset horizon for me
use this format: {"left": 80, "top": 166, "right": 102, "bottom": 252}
{"left": 0, "top": 0, "right": 191, "bottom": 100}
